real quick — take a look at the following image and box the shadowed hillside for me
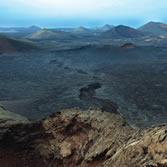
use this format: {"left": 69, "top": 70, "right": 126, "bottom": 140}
{"left": 0, "top": 34, "right": 38, "bottom": 53}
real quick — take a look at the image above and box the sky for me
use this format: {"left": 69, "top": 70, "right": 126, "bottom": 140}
{"left": 0, "top": 0, "right": 167, "bottom": 28}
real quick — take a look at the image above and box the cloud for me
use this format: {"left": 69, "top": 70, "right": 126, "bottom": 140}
{"left": 1, "top": 0, "right": 120, "bottom": 17}
{"left": 1, "top": 0, "right": 166, "bottom": 17}
{"left": 0, "top": 0, "right": 167, "bottom": 26}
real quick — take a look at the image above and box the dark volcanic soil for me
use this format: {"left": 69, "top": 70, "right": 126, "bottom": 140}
{"left": 0, "top": 45, "right": 167, "bottom": 127}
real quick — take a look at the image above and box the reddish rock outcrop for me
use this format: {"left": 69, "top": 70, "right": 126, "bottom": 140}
{"left": 0, "top": 108, "right": 167, "bottom": 167}
{"left": 121, "top": 43, "right": 136, "bottom": 49}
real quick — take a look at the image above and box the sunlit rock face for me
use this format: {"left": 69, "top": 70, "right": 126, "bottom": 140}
{"left": 0, "top": 108, "right": 167, "bottom": 167}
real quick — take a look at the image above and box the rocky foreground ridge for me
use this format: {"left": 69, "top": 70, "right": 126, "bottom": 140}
{"left": 0, "top": 107, "right": 167, "bottom": 167}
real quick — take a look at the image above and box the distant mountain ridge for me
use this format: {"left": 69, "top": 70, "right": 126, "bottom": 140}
{"left": 138, "top": 21, "right": 167, "bottom": 36}
{"left": 95, "top": 24, "right": 114, "bottom": 32}
{"left": 1, "top": 21, "right": 167, "bottom": 39}
{"left": 27, "top": 29, "right": 76, "bottom": 40}
{"left": 27, "top": 26, "right": 97, "bottom": 40}
{"left": 70, "top": 26, "right": 94, "bottom": 37}
{"left": 0, "top": 26, "right": 41, "bottom": 37}
{"left": 102, "top": 25, "right": 144, "bottom": 38}
{"left": 52, "top": 25, "right": 114, "bottom": 37}
{"left": 0, "top": 26, "right": 40, "bottom": 33}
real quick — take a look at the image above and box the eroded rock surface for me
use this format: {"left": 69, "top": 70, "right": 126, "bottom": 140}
{"left": 0, "top": 108, "right": 167, "bottom": 167}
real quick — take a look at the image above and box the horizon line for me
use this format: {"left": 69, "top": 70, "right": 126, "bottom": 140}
{"left": 0, "top": 20, "right": 166, "bottom": 29}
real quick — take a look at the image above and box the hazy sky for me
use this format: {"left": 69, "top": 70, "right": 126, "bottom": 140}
{"left": 0, "top": 0, "right": 167, "bottom": 27}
